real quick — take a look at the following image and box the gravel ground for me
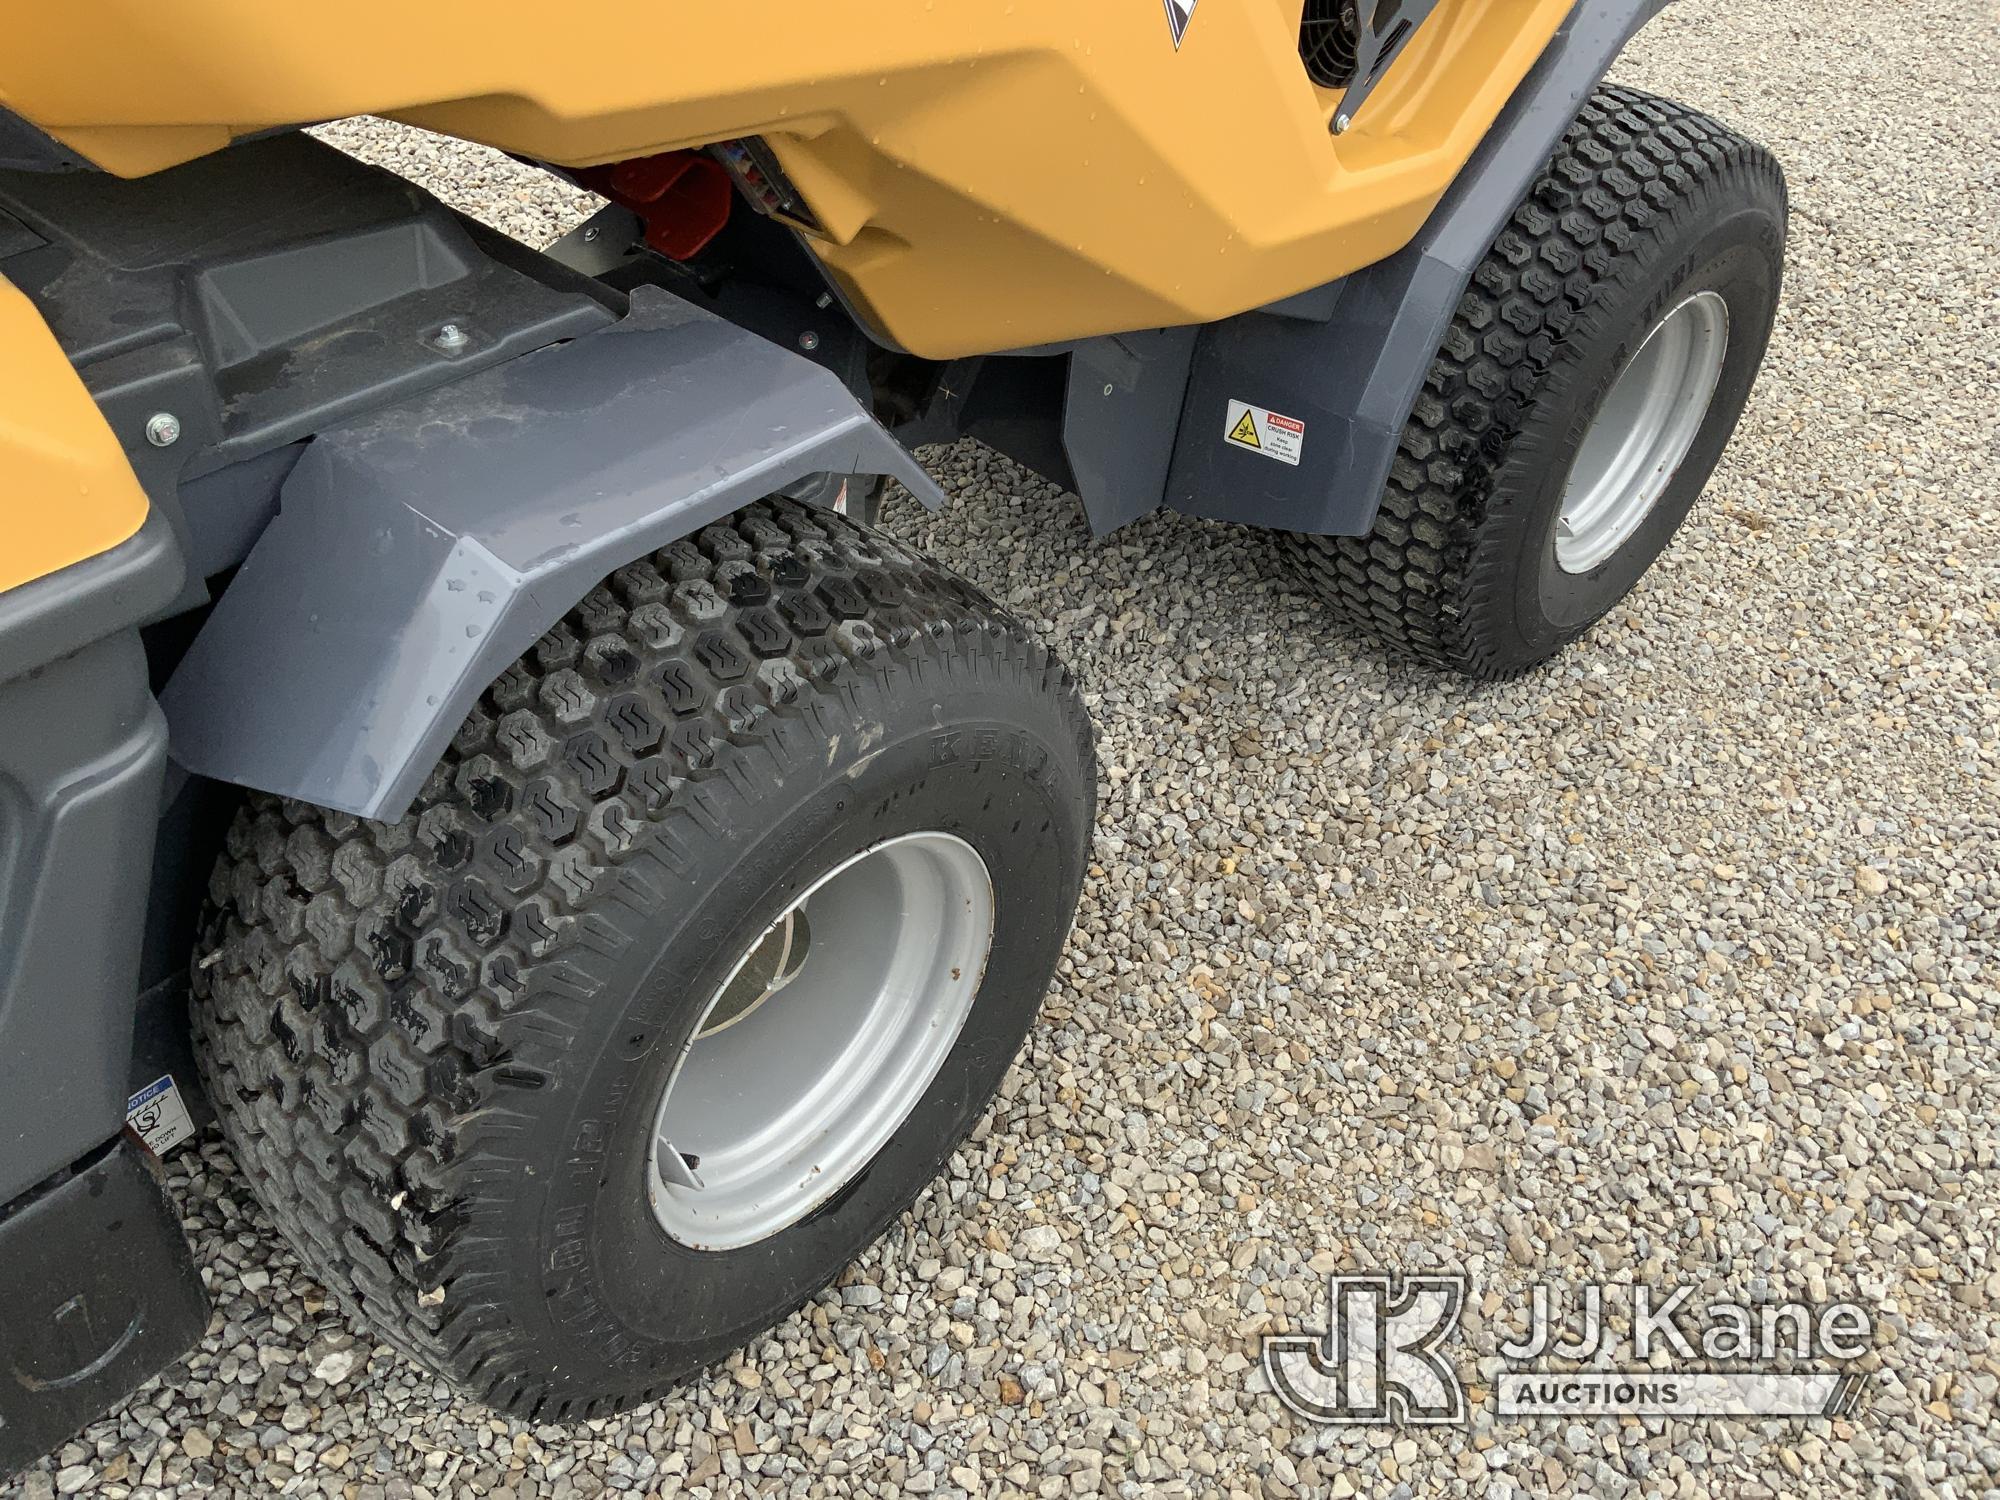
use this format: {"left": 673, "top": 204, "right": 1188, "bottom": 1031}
{"left": 16, "top": 3, "right": 1999, "bottom": 1497}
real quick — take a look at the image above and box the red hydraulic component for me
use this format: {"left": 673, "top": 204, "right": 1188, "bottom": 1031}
{"left": 585, "top": 150, "right": 732, "bottom": 261}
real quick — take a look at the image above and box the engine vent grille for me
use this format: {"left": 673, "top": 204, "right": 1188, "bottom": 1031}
{"left": 1298, "top": 0, "right": 1434, "bottom": 96}
{"left": 1298, "top": 0, "right": 1363, "bottom": 89}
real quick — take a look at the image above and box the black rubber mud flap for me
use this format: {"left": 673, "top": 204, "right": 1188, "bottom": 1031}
{"left": 0, "top": 1140, "right": 209, "bottom": 1475}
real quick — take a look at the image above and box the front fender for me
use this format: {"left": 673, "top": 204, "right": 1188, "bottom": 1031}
{"left": 1162, "top": 0, "right": 1672, "bottom": 536}
{"left": 160, "top": 288, "right": 942, "bottom": 821}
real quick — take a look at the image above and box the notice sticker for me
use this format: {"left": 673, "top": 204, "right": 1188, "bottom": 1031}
{"left": 127, "top": 1073, "right": 194, "bottom": 1156}
{"left": 1224, "top": 400, "right": 1305, "bottom": 466}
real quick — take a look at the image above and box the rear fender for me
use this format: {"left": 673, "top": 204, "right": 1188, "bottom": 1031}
{"left": 160, "top": 288, "right": 942, "bottom": 822}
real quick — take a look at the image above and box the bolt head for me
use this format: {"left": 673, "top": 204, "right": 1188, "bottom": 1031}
{"left": 798, "top": 331, "right": 821, "bottom": 352}
{"left": 431, "top": 323, "right": 469, "bottom": 352}
{"left": 582, "top": 225, "right": 602, "bottom": 242}
{"left": 144, "top": 412, "right": 181, "bottom": 448}
{"left": 1333, "top": 113, "right": 1353, "bottom": 135}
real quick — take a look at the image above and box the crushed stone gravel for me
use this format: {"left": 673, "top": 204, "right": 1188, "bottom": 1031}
{"left": 15, "top": 2, "right": 1998, "bottom": 1496}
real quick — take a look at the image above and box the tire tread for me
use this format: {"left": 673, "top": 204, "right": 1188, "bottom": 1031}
{"left": 191, "top": 497, "right": 1092, "bottom": 1420}
{"left": 1283, "top": 85, "right": 1786, "bottom": 678}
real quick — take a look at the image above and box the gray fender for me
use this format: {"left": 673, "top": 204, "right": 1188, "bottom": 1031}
{"left": 1159, "top": 0, "right": 1671, "bottom": 536}
{"left": 160, "top": 288, "right": 943, "bottom": 822}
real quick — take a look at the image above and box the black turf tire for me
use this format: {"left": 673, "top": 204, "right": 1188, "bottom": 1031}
{"left": 1282, "top": 86, "right": 1788, "bottom": 678}
{"left": 190, "top": 498, "right": 1095, "bottom": 1419}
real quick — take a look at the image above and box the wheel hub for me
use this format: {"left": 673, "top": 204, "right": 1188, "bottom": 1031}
{"left": 647, "top": 832, "right": 995, "bottom": 1250}
{"left": 1557, "top": 290, "right": 1731, "bottom": 575}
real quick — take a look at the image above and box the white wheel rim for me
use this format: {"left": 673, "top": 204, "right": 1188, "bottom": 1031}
{"left": 1556, "top": 290, "right": 1731, "bottom": 574}
{"left": 647, "top": 831, "right": 994, "bottom": 1250}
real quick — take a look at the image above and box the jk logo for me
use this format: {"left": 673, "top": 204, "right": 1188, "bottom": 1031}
{"left": 1263, "top": 1274, "right": 1468, "bottom": 1425}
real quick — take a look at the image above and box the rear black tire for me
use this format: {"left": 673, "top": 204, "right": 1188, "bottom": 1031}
{"left": 191, "top": 498, "right": 1095, "bottom": 1419}
{"left": 1282, "top": 86, "right": 1787, "bottom": 678}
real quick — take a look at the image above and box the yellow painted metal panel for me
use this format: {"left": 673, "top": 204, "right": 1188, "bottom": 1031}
{"left": 0, "top": 279, "right": 149, "bottom": 595}
{"left": 0, "top": 0, "right": 1573, "bottom": 356}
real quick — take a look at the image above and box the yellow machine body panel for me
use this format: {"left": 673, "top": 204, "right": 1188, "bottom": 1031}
{"left": 0, "top": 279, "right": 149, "bottom": 594}
{"left": 1, "top": 1, "right": 1572, "bottom": 356}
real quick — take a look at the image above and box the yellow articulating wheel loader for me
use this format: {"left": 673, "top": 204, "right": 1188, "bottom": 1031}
{"left": 0, "top": 0, "right": 1784, "bottom": 1459}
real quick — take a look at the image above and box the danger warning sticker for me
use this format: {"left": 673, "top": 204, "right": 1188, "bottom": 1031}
{"left": 1223, "top": 400, "right": 1305, "bottom": 466}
